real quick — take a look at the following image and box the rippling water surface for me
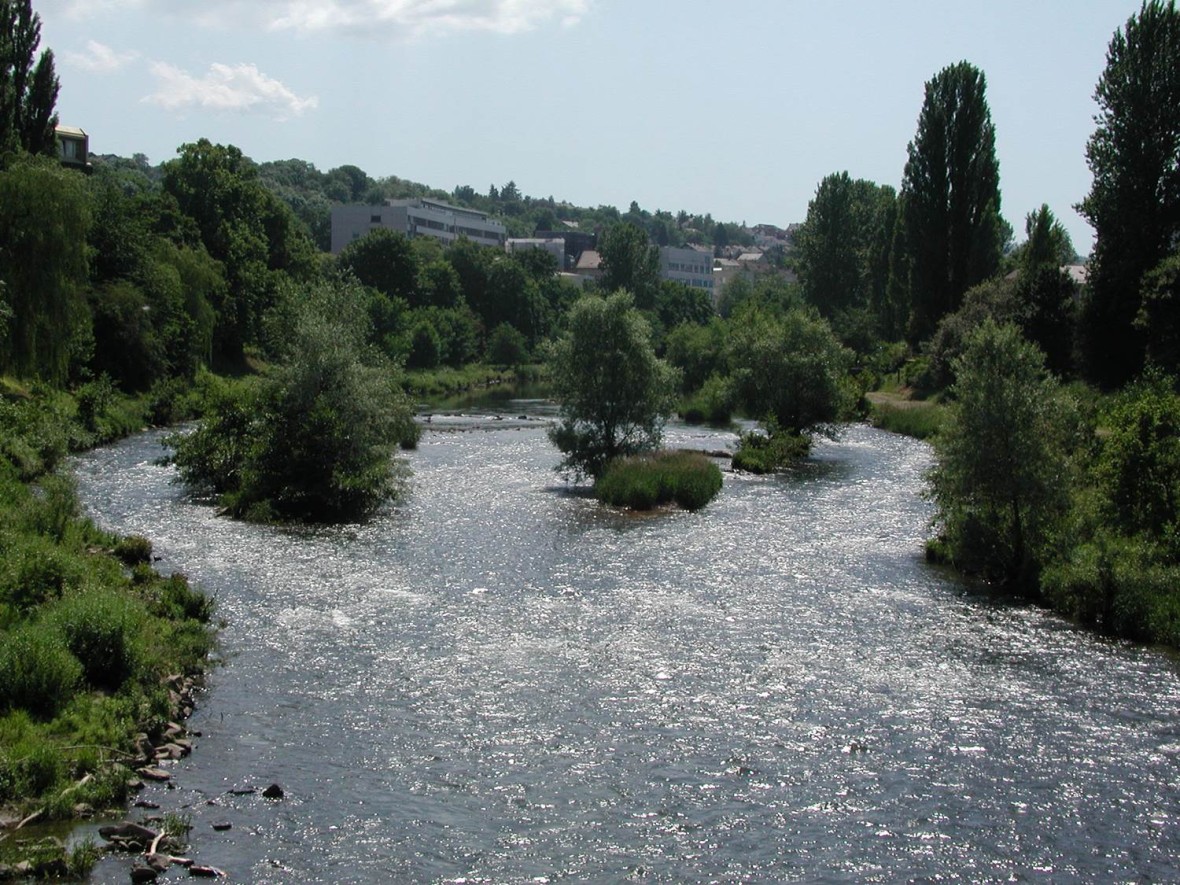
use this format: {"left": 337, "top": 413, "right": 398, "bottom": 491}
{"left": 73, "top": 409, "right": 1180, "bottom": 883}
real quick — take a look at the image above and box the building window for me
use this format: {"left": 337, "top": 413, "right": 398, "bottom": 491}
{"left": 371, "top": 214, "right": 381, "bottom": 223}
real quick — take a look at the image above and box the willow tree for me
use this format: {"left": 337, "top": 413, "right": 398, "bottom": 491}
{"left": 0, "top": 157, "right": 89, "bottom": 382}
{"left": 1078, "top": 0, "right": 1180, "bottom": 388}
{"left": 901, "top": 61, "right": 1003, "bottom": 344}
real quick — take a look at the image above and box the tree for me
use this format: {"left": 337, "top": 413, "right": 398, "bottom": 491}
{"left": 901, "top": 61, "right": 1004, "bottom": 343}
{"left": 727, "top": 305, "right": 853, "bottom": 438}
{"left": 796, "top": 172, "right": 898, "bottom": 341}
{"left": 1014, "top": 205, "right": 1079, "bottom": 377}
{"left": 337, "top": 228, "right": 419, "bottom": 304}
{"left": 0, "top": 157, "right": 89, "bottom": 382}
{"left": 598, "top": 222, "right": 661, "bottom": 310}
{"left": 0, "top": 0, "right": 59, "bottom": 160}
{"left": 928, "top": 320, "right": 1076, "bottom": 589}
{"left": 1078, "top": 0, "right": 1180, "bottom": 388}
{"left": 169, "top": 279, "right": 417, "bottom": 523}
{"left": 162, "top": 139, "right": 316, "bottom": 361}
{"left": 548, "top": 292, "right": 678, "bottom": 479}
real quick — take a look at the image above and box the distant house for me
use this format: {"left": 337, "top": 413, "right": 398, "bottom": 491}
{"left": 573, "top": 249, "right": 603, "bottom": 281}
{"left": 330, "top": 198, "right": 506, "bottom": 253}
{"left": 55, "top": 126, "right": 91, "bottom": 173}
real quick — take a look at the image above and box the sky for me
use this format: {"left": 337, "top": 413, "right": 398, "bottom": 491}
{"left": 35, "top": 0, "right": 1147, "bottom": 255}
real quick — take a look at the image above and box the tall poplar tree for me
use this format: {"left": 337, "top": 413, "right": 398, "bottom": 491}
{"left": 0, "top": 0, "right": 59, "bottom": 160}
{"left": 1078, "top": 0, "right": 1180, "bottom": 388}
{"left": 900, "top": 61, "right": 1003, "bottom": 344}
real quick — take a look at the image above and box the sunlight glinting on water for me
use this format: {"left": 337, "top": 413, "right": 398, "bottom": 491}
{"left": 74, "top": 416, "right": 1180, "bottom": 883}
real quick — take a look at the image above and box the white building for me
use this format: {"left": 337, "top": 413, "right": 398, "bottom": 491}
{"left": 331, "top": 198, "right": 506, "bottom": 253}
{"left": 659, "top": 245, "right": 713, "bottom": 293}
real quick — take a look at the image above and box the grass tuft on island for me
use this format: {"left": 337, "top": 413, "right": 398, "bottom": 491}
{"left": 594, "top": 450, "right": 723, "bottom": 512}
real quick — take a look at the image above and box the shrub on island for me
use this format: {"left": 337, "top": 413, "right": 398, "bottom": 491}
{"left": 594, "top": 450, "right": 723, "bottom": 511}
{"left": 730, "top": 430, "right": 811, "bottom": 474}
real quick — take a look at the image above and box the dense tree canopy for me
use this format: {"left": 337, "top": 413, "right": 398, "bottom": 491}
{"left": 1078, "top": 0, "right": 1180, "bottom": 387}
{"left": 162, "top": 140, "right": 316, "bottom": 362}
{"left": 727, "top": 305, "right": 853, "bottom": 438}
{"left": 170, "top": 279, "right": 416, "bottom": 522}
{"left": 901, "top": 61, "right": 1004, "bottom": 344}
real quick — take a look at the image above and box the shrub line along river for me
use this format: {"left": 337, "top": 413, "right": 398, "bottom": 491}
{"left": 73, "top": 401, "right": 1180, "bottom": 883}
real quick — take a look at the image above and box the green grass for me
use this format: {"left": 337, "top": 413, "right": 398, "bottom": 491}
{"left": 594, "top": 450, "right": 723, "bottom": 511}
{"left": 403, "top": 363, "right": 533, "bottom": 399}
{"left": 867, "top": 397, "right": 947, "bottom": 439}
{"left": 0, "top": 379, "right": 215, "bottom": 876}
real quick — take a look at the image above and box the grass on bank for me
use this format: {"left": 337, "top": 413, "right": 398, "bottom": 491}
{"left": 0, "top": 380, "right": 215, "bottom": 877}
{"left": 594, "top": 450, "right": 723, "bottom": 512}
{"left": 403, "top": 363, "right": 541, "bottom": 399}
{"left": 866, "top": 392, "right": 947, "bottom": 440}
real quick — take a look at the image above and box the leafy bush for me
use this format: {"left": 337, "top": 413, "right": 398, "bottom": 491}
{"left": 595, "top": 450, "right": 723, "bottom": 511}
{"left": 113, "top": 534, "right": 153, "bottom": 565}
{"left": 486, "top": 322, "right": 529, "bottom": 367}
{"left": 46, "top": 589, "right": 149, "bottom": 693}
{"left": 0, "top": 626, "right": 82, "bottom": 718}
{"left": 731, "top": 430, "right": 811, "bottom": 473}
{"left": 681, "top": 374, "right": 734, "bottom": 425}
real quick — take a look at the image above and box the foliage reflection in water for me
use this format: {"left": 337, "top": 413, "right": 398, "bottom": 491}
{"left": 74, "top": 413, "right": 1180, "bottom": 883}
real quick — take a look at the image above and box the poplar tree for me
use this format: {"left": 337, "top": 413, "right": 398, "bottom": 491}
{"left": 1078, "top": 0, "right": 1180, "bottom": 388}
{"left": 0, "top": 0, "right": 59, "bottom": 160}
{"left": 900, "top": 61, "right": 1003, "bottom": 344}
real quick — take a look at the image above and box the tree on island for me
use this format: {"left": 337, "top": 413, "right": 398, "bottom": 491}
{"left": 168, "top": 278, "right": 418, "bottom": 523}
{"left": 1078, "top": 0, "right": 1180, "bottom": 387}
{"left": 726, "top": 304, "right": 854, "bottom": 472}
{"left": 900, "top": 61, "right": 1004, "bottom": 344}
{"left": 548, "top": 291, "right": 677, "bottom": 479}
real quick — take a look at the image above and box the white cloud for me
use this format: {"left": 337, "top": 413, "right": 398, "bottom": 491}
{"left": 39, "top": 0, "right": 146, "bottom": 20}
{"left": 60, "top": 0, "right": 591, "bottom": 39}
{"left": 62, "top": 40, "right": 139, "bottom": 73}
{"left": 142, "top": 62, "right": 319, "bottom": 120}
{"left": 264, "top": 0, "right": 593, "bottom": 38}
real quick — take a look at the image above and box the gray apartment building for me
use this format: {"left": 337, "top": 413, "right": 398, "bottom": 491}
{"left": 331, "top": 198, "right": 507, "bottom": 253}
{"left": 659, "top": 245, "right": 714, "bottom": 293}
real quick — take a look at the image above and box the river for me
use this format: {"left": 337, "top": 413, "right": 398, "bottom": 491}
{"left": 73, "top": 406, "right": 1180, "bottom": 883}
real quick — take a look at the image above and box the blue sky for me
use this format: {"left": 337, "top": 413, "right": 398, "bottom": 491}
{"left": 37, "top": 0, "right": 1144, "bottom": 254}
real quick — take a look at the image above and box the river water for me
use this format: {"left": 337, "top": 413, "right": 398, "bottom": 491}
{"left": 73, "top": 406, "right": 1180, "bottom": 883}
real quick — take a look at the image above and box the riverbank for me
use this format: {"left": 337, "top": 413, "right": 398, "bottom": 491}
{"left": 0, "top": 379, "right": 216, "bottom": 877}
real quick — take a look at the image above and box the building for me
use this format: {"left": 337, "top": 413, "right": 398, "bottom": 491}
{"left": 55, "top": 126, "right": 91, "bottom": 173}
{"left": 573, "top": 249, "right": 603, "bottom": 282}
{"left": 506, "top": 237, "right": 565, "bottom": 269}
{"left": 659, "top": 245, "right": 713, "bottom": 293}
{"left": 331, "top": 198, "right": 506, "bottom": 253}
{"left": 534, "top": 229, "right": 597, "bottom": 271}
